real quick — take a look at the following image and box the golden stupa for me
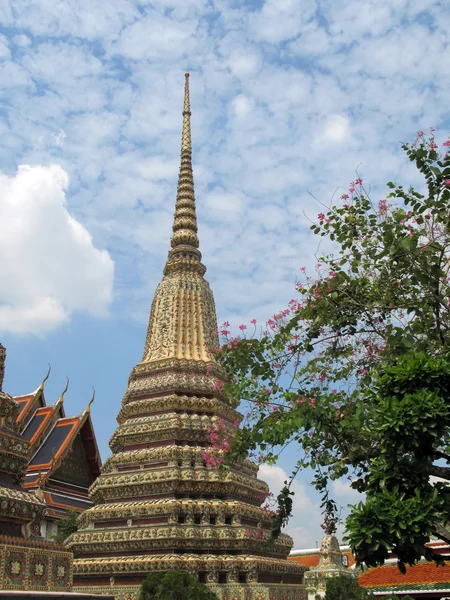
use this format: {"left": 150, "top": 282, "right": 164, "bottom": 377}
{"left": 66, "top": 74, "right": 307, "bottom": 600}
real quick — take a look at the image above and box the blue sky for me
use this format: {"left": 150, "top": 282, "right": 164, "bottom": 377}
{"left": 1, "top": 0, "right": 449, "bottom": 549}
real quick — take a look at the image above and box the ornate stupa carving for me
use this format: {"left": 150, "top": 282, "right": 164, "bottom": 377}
{"left": 67, "top": 74, "right": 307, "bottom": 600}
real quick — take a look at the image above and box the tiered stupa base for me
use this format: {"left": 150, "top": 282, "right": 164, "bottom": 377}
{"left": 73, "top": 554, "right": 306, "bottom": 600}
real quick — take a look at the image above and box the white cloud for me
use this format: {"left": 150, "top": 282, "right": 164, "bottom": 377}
{"left": 112, "top": 12, "right": 198, "bottom": 62}
{"left": 258, "top": 464, "right": 323, "bottom": 548}
{"left": 0, "top": 35, "right": 11, "bottom": 59}
{"left": 313, "top": 114, "right": 351, "bottom": 148}
{"left": 231, "top": 94, "right": 255, "bottom": 119}
{"left": 252, "top": 0, "right": 316, "bottom": 44}
{"left": 227, "top": 50, "right": 262, "bottom": 79}
{"left": 203, "top": 188, "right": 247, "bottom": 222}
{"left": 331, "top": 479, "right": 363, "bottom": 502}
{"left": 12, "top": 34, "right": 32, "bottom": 47}
{"left": 0, "top": 165, "right": 114, "bottom": 335}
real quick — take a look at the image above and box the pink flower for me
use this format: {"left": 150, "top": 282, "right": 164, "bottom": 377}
{"left": 239, "top": 324, "right": 247, "bottom": 331}
{"left": 318, "top": 212, "right": 325, "bottom": 221}
{"left": 379, "top": 199, "right": 387, "bottom": 215}
{"left": 300, "top": 266, "right": 306, "bottom": 272}
{"left": 354, "top": 178, "right": 363, "bottom": 185}
{"left": 250, "top": 318, "right": 257, "bottom": 324}
{"left": 443, "top": 140, "right": 450, "bottom": 147}
{"left": 341, "top": 193, "right": 349, "bottom": 200}
{"left": 349, "top": 187, "right": 355, "bottom": 193}
{"left": 443, "top": 179, "right": 450, "bottom": 186}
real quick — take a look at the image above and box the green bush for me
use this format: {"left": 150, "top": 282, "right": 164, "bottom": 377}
{"left": 139, "top": 571, "right": 219, "bottom": 600}
{"left": 54, "top": 509, "right": 79, "bottom": 544}
{"left": 325, "top": 575, "right": 374, "bottom": 600}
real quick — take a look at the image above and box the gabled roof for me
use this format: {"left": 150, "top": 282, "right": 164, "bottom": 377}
{"left": 13, "top": 380, "right": 101, "bottom": 516}
{"left": 15, "top": 389, "right": 45, "bottom": 426}
{"left": 24, "top": 412, "right": 101, "bottom": 489}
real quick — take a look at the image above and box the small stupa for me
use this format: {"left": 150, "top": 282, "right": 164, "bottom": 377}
{"left": 304, "top": 535, "right": 354, "bottom": 599}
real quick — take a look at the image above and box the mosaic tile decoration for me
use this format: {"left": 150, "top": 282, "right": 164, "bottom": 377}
{"left": 0, "top": 539, "right": 73, "bottom": 591}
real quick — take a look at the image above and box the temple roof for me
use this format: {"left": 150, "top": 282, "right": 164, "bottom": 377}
{"left": 288, "top": 546, "right": 356, "bottom": 568}
{"left": 359, "top": 561, "right": 450, "bottom": 594}
{"left": 9, "top": 374, "right": 101, "bottom": 517}
{"left": 23, "top": 405, "right": 101, "bottom": 490}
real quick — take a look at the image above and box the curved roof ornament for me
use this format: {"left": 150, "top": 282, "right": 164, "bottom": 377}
{"left": 36, "top": 363, "right": 51, "bottom": 393}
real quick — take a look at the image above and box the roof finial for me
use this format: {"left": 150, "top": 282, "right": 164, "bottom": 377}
{"left": 85, "top": 387, "right": 95, "bottom": 414}
{"left": 164, "top": 73, "right": 205, "bottom": 276}
{"left": 56, "top": 376, "right": 69, "bottom": 406}
{"left": 37, "top": 364, "right": 51, "bottom": 393}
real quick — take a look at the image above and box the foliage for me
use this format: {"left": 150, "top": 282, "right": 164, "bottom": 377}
{"left": 324, "top": 575, "right": 374, "bottom": 600}
{"left": 139, "top": 571, "right": 218, "bottom": 600}
{"left": 54, "top": 509, "right": 79, "bottom": 544}
{"left": 217, "top": 130, "right": 450, "bottom": 569}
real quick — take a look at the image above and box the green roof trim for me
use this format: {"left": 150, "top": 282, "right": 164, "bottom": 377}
{"left": 366, "top": 583, "right": 450, "bottom": 592}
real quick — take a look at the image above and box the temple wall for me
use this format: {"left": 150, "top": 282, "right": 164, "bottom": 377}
{"left": 0, "top": 535, "right": 72, "bottom": 592}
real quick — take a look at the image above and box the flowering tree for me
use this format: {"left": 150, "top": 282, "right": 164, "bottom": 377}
{"left": 217, "top": 131, "right": 450, "bottom": 571}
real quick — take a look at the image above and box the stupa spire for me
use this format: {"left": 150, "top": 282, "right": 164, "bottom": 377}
{"left": 165, "top": 72, "right": 205, "bottom": 276}
{"left": 0, "top": 343, "right": 5, "bottom": 393}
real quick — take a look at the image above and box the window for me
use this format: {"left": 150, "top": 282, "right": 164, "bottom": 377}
{"left": 225, "top": 516, "right": 232, "bottom": 525}
{"left": 218, "top": 572, "right": 227, "bottom": 584}
{"left": 209, "top": 516, "right": 216, "bottom": 525}
{"left": 194, "top": 515, "right": 201, "bottom": 525}
{"left": 178, "top": 514, "right": 186, "bottom": 524}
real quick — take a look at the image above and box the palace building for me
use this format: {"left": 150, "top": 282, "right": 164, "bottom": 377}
{"left": 66, "top": 74, "right": 307, "bottom": 600}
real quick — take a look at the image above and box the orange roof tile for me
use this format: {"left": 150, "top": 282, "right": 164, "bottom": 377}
{"left": 359, "top": 561, "right": 450, "bottom": 588}
{"left": 289, "top": 555, "right": 320, "bottom": 568}
{"left": 288, "top": 552, "right": 355, "bottom": 568}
